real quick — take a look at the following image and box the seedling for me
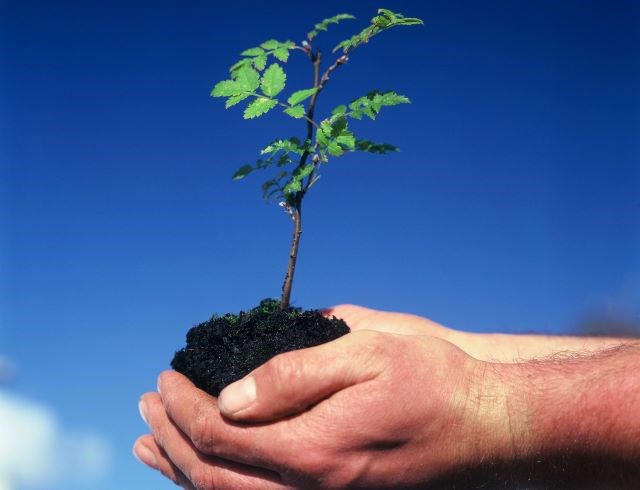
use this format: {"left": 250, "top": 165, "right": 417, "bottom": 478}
{"left": 211, "top": 8, "right": 423, "bottom": 310}
{"left": 172, "top": 9, "right": 424, "bottom": 396}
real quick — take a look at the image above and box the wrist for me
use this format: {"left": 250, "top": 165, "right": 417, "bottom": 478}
{"left": 492, "top": 344, "right": 640, "bottom": 460}
{"left": 436, "top": 344, "right": 640, "bottom": 489}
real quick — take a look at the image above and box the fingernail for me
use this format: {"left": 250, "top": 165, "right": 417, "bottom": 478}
{"left": 138, "top": 399, "right": 149, "bottom": 425}
{"left": 133, "top": 443, "right": 157, "bottom": 468}
{"left": 218, "top": 376, "right": 256, "bottom": 415}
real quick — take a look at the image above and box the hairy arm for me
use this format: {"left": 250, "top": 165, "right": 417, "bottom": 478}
{"left": 327, "top": 304, "right": 630, "bottom": 362}
{"left": 456, "top": 341, "right": 640, "bottom": 489}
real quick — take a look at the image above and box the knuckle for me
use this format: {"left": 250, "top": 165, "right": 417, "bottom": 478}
{"left": 295, "top": 448, "right": 334, "bottom": 482}
{"left": 269, "top": 351, "right": 306, "bottom": 390}
{"left": 188, "top": 400, "right": 217, "bottom": 454}
{"left": 352, "top": 329, "right": 393, "bottom": 357}
{"left": 189, "top": 465, "right": 216, "bottom": 490}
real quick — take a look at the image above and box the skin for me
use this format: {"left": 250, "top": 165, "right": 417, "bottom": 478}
{"left": 134, "top": 305, "right": 640, "bottom": 489}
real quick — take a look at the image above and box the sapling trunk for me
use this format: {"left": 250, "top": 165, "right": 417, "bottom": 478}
{"left": 279, "top": 50, "right": 321, "bottom": 311}
{"left": 281, "top": 204, "right": 301, "bottom": 310}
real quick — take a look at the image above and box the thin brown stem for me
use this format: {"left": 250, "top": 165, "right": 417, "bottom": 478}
{"left": 280, "top": 205, "right": 302, "bottom": 310}
{"left": 279, "top": 49, "right": 349, "bottom": 311}
{"left": 279, "top": 50, "right": 321, "bottom": 311}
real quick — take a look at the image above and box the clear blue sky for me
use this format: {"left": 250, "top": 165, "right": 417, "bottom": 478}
{"left": 1, "top": 1, "right": 638, "bottom": 488}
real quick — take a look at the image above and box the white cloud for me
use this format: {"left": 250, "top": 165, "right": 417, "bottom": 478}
{"left": 0, "top": 389, "right": 111, "bottom": 489}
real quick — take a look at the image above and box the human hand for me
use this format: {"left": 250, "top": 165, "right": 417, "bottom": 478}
{"left": 135, "top": 330, "right": 516, "bottom": 489}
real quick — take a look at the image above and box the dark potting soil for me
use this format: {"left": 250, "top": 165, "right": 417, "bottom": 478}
{"left": 171, "top": 299, "right": 350, "bottom": 397}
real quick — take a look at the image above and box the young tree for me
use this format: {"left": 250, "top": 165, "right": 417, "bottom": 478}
{"left": 211, "top": 9, "right": 423, "bottom": 310}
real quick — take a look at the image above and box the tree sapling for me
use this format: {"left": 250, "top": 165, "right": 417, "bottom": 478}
{"left": 172, "top": 9, "right": 424, "bottom": 396}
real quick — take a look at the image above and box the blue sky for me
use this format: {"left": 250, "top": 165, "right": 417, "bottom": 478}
{"left": 1, "top": 1, "right": 639, "bottom": 488}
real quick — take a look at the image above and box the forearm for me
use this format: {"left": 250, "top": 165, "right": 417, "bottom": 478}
{"left": 483, "top": 341, "right": 640, "bottom": 488}
{"left": 510, "top": 341, "right": 640, "bottom": 456}
{"left": 451, "top": 330, "right": 630, "bottom": 362}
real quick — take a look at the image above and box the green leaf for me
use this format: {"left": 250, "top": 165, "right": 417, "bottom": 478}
{"left": 376, "top": 91, "right": 411, "bottom": 106}
{"left": 336, "top": 133, "right": 355, "bottom": 150}
{"left": 273, "top": 47, "right": 289, "bottom": 62}
{"left": 283, "top": 164, "right": 314, "bottom": 196}
{"left": 284, "top": 105, "right": 306, "bottom": 119}
{"left": 327, "top": 141, "right": 344, "bottom": 156}
{"left": 345, "top": 91, "right": 409, "bottom": 119}
{"left": 331, "top": 104, "right": 347, "bottom": 116}
{"left": 332, "top": 9, "right": 423, "bottom": 53}
{"left": 211, "top": 80, "right": 242, "bottom": 97}
{"left": 260, "top": 39, "right": 280, "bottom": 50}
{"left": 253, "top": 55, "right": 267, "bottom": 71}
{"left": 241, "top": 47, "right": 265, "bottom": 56}
{"left": 276, "top": 154, "right": 292, "bottom": 166}
{"left": 293, "top": 164, "right": 314, "bottom": 179}
{"left": 307, "top": 13, "right": 355, "bottom": 41}
{"left": 287, "top": 88, "right": 316, "bottom": 106}
{"left": 355, "top": 139, "right": 399, "bottom": 154}
{"left": 232, "top": 164, "right": 253, "bottom": 180}
{"left": 260, "top": 63, "right": 286, "bottom": 97}
{"left": 330, "top": 116, "right": 347, "bottom": 137}
{"left": 229, "top": 58, "right": 252, "bottom": 75}
{"left": 224, "top": 92, "right": 252, "bottom": 108}
{"left": 317, "top": 120, "right": 332, "bottom": 146}
{"left": 261, "top": 137, "right": 305, "bottom": 156}
{"left": 243, "top": 97, "right": 278, "bottom": 119}
{"left": 235, "top": 65, "right": 260, "bottom": 92}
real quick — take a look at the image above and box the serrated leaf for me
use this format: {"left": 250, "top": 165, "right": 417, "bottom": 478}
{"left": 243, "top": 97, "right": 278, "bottom": 119}
{"left": 232, "top": 164, "right": 253, "bottom": 180}
{"left": 283, "top": 179, "right": 302, "bottom": 195}
{"left": 355, "top": 139, "right": 399, "bottom": 154}
{"left": 284, "top": 105, "right": 305, "bottom": 119}
{"left": 307, "top": 13, "right": 355, "bottom": 41}
{"left": 225, "top": 92, "right": 251, "bottom": 108}
{"left": 260, "top": 39, "right": 280, "bottom": 50}
{"left": 273, "top": 47, "right": 289, "bottom": 62}
{"left": 260, "top": 63, "right": 286, "bottom": 97}
{"left": 327, "top": 141, "right": 344, "bottom": 156}
{"left": 261, "top": 138, "right": 305, "bottom": 156}
{"left": 363, "top": 106, "right": 377, "bottom": 119}
{"left": 211, "top": 80, "right": 242, "bottom": 97}
{"left": 241, "top": 47, "right": 264, "bottom": 56}
{"left": 276, "top": 154, "right": 292, "bottom": 166}
{"left": 377, "top": 91, "right": 411, "bottom": 106}
{"left": 331, "top": 104, "right": 347, "bottom": 116}
{"left": 287, "top": 88, "right": 316, "bottom": 106}
{"left": 253, "top": 55, "right": 267, "bottom": 71}
{"left": 229, "top": 58, "right": 252, "bottom": 75}
{"left": 336, "top": 133, "right": 355, "bottom": 150}
{"left": 283, "top": 164, "right": 314, "bottom": 196}
{"left": 330, "top": 116, "right": 347, "bottom": 137}
{"left": 235, "top": 65, "right": 260, "bottom": 92}
{"left": 332, "top": 9, "right": 422, "bottom": 53}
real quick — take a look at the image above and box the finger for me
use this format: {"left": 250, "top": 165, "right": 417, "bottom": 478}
{"left": 142, "top": 392, "right": 286, "bottom": 490}
{"left": 326, "top": 304, "right": 448, "bottom": 336}
{"left": 134, "top": 434, "right": 195, "bottom": 488}
{"left": 156, "top": 371, "right": 296, "bottom": 471}
{"left": 216, "top": 329, "right": 389, "bottom": 422}
{"left": 323, "top": 304, "right": 382, "bottom": 331}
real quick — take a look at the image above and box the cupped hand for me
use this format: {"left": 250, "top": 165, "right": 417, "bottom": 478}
{"left": 135, "top": 329, "right": 513, "bottom": 489}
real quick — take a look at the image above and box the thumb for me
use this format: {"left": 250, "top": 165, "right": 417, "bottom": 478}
{"left": 217, "top": 330, "right": 386, "bottom": 422}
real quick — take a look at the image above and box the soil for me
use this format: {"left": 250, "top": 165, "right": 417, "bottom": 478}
{"left": 171, "top": 299, "right": 350, "bottom": 396}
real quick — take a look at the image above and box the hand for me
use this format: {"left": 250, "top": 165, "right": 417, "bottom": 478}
{"left": 135, "top": 330, "right": 514, "bottom": 489}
